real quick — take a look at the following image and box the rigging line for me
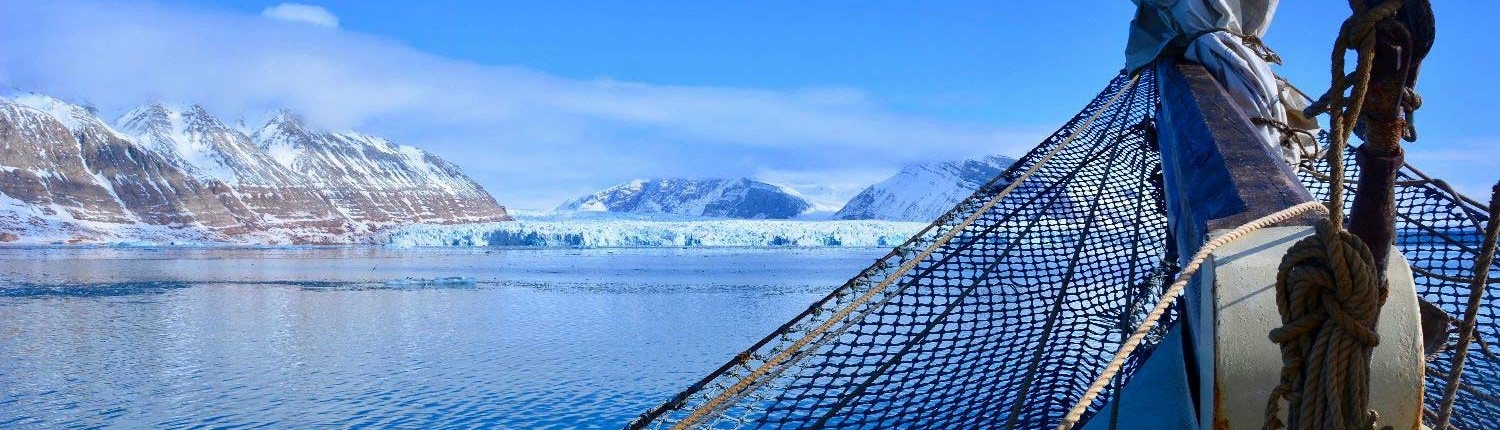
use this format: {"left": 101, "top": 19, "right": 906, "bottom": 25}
{"left": 804, "top": 116, "right": 1141, "bottom": 428}
{"left": 1435, "top": 184, "right": 1500, "bottom": 429}
{"left": 626, "top": 75, "right": 1144, "bottom": 430}
{"left": 900, "top": 114, "right": 1158, "bottom": 427}
{"left": 1398, "top": 162, "right": 1492, "bottom": 211}
{"left": 1303, "top": 158, "right": 1496, "bottom": 264}
{"left": 667, "top": 73, "right": 1144, "bottom": 430}
{"left": 961, "top": 85, "right": 1162, "bottom": 427}
{"left": 1409, "top": 266, "right": 1500, "bottom": 286}
{"left": 1040, "top": 91, "right": 1165, "bottom": 425}
{"left": 669, "top": 84, "right": 1144, "bottom": 426}
{"left": 1104, "top": 124, "right": 1163, "bottom": 430}
{"left": 1004, "top": 75, "right": 1147, "bottom": 430}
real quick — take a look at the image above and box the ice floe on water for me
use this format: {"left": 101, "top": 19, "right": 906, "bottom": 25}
{"left": 384, "top": 276, "right": 476, "bottom": 287}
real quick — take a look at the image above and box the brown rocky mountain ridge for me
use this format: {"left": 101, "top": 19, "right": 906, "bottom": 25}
{"left": 0, "top": 92, "right": 510, "bottom": 244}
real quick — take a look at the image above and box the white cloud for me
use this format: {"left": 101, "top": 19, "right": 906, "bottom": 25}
{"left": 0, "top": 0, "right": 1031, "bottom": 209}
{"left": 1403, "top": 140, "right": 1500, "bottom": 198}
{"left": 261, "top": 3, "right": 339, "bottom": 28}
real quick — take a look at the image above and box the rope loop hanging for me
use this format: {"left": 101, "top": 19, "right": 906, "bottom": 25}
{"left": 1314, "top": 0, "right": 1405, "bottom": 230}
{"left": 1252, "top": 116, "right": 1320, "bottom": 161}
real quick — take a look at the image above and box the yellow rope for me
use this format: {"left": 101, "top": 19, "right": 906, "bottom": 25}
{"left": 668, "top": 74, "right": 1142, "bottom": 430}
{"left": 1055, "top": 201, "right": 1329, "bottom": 430}
{"left": 1322, "top": 0, "right": 1404, "bottom": 230}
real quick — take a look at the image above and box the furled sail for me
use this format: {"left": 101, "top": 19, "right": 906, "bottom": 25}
{"left": 1126, "top": 0, "right": 1321, "bottom": 165}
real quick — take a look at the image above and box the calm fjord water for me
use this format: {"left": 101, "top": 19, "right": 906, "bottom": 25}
{"left": 0, "top": 247, "right": 882, "bottom": 429}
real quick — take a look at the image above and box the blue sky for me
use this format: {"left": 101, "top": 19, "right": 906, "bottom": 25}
{"left": 1, "top": 1, "right": 1495, "bottom": 209}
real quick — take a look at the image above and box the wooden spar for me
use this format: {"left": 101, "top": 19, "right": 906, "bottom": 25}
{"left": 1155, "top": 59, "right": 1322, "bottom": 242}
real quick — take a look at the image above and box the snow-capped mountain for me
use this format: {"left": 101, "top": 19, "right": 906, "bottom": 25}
{"left": 1, "top": 95, "right": 143, "bottom": 226}
{"left": 253, "top": 111, "right": 509, "bottom": 228}
{"left": 557, "top": 178, "right": 813, "bottom": 219}
{"left": 0, "top": 92, "right": 509, "bottom": 244}
{"left": 114, "top": 102, "right": 349, "bottom": 238}
{"left": 835, "top": 155, "right": 1016, "bottom": 221}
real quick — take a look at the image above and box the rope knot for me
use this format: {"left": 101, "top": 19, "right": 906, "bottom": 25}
{"left": 1342, "top": 0, "right": 1405, "bottom": 49}
{"left": 1239, "top": 33, "right": 1283, "bottom": 65}
{"left": 1264, "top": 219, "right": 1387, "bottom": 430}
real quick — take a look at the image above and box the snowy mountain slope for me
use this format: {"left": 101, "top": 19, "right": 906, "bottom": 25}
{"left": 114, "top": 102, "right": 349, "bottom": 237}
{"left": 10, "top": 95, "right": 264, "bottom": 232}
{"left": 0, "top": 96, "right": 140, "bottom": 225}
{"left": 556, "top": 178, "right": 812, "bottom": 219}
{"left": 0, "top": 91, "right": 509, "bottom": 244}
{"left": 252, "top": 112, "right": 510, "bottom": 226}
{"left": 118, "top": 103, "right": 283, "bottom": 186}
{"left": 835, "top": 155, "right": 1016, "bottom": 222}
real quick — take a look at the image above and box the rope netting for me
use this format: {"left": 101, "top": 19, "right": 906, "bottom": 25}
{"left": 628, "top": 71, "right": 1176, "bottom": 430}
{"left": 1299, "top": 144, "right": 1500, "bottom": 430}
{"left": 628, "top": 71, "right": 1497, "bottom": 430}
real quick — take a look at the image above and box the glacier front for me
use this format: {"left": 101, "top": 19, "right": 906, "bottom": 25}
{"left": 376, "top": 214, "right": 925, "bottom": 248}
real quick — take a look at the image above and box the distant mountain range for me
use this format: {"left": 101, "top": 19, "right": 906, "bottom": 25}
{"left": 556, "top": 178, "right": 813, "bottom": 219}
{"left": 0, "top": 92, "right": 509, "bottom": 244}
{"left": 833, "top": 155, "right": 1015, "bottom": 222}
{"left": 548, "top": 156, "right": 1016, "bottom": 223}
{"left": 0, "top": 91, "right": 1019, "bottom": 245}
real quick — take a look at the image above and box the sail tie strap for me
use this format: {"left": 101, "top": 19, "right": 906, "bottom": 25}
{"left": 1190, "top": 29, "right": 1283, "bottom": 65}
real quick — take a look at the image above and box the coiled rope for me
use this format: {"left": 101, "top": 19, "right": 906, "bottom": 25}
{"left": 1263, "top": 220, "right": 1386, "bottom": 430}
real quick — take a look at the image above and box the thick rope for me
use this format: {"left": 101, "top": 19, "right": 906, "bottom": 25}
{"left": 1263, "top": 219, "right": 1387, "bottom": 430}
{"left": 1259, "top": 2, "right": 1403, "bottom": 429}
{"left": 668, "top": 74, "right": 1143, "bottom": 430}
{"left": 1433, "top": 183, "right": 1500, "bottom": 429}
{"left": 1055, "top": 201, "right": 1330, "bottom": 430}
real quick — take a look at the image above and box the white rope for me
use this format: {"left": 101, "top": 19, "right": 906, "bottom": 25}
{"left": 1055, "top": 200, "right": 1329, "bottom": 430}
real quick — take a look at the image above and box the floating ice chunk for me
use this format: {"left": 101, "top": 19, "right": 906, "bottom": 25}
{"left": 383, "top": 276, "right": 476, "bottom": 287}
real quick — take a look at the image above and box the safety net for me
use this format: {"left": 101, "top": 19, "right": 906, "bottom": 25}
{"left": 1300, "top": 144, "right": 1499, "bottom": 430}
{"left": 627, "top": 70, "right": 1498, "bottom": 430}
{"left": 627, "top": 71, "right": 1177, "bottom": 430}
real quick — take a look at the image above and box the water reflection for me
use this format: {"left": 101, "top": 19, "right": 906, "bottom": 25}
{"left": 0, "top": 247, "right": 881, "bottom": 429}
